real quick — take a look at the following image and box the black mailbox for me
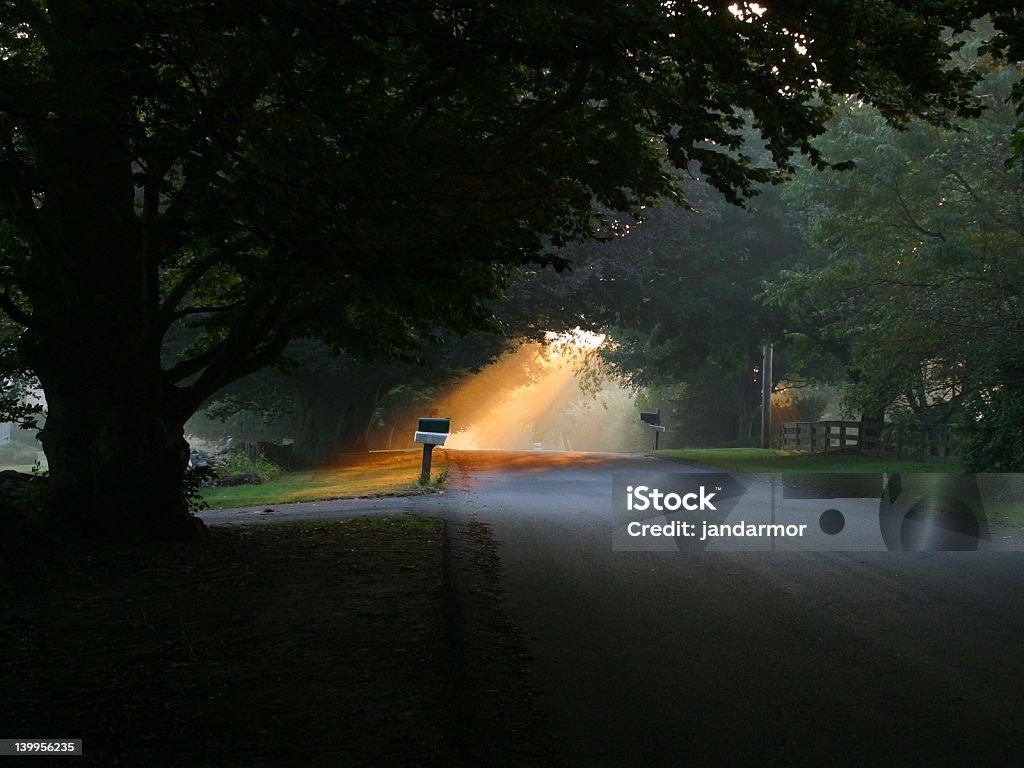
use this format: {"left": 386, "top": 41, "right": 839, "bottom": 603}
{"left": 415, "top": 417, "right": 450, "bottom": 446}
{"left": 640, "top": 410, "right": 661, "bottom": 426}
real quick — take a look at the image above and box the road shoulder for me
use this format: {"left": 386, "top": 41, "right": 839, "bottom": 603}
{"left": 443, "top": 517, "right": 565, "bottom": 767}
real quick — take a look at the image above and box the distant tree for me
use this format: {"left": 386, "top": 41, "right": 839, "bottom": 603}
{"left": 531, "top": 183, "right": 813, "bottom": 445}
{"left": 983, "top": 5, "right": 1024, "bottom": 168}
{"left": 195, "top": 331, "right": 517, "bottom": 464}
{"left": 0, "top": 1, "right": 990, "bottom": 539}
{"left": 768, "top": 55, "right": 1024, "bottom": 468}
{"left": 0, "top": 314, "right": 40, "bottom": 428}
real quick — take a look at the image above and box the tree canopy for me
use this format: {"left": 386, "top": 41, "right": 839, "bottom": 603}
{"left": 0, "top": 0, "right": 1004, "bottom": 538}
{"left": 519, "top": 181, "right": 808, "bottom": 446}
{"left": 767, "top": 47, "right": 1024, "bottom": 468}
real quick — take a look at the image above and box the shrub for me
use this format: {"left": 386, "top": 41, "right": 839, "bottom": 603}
{"left": 184, "top": 464, "right": 216, "bottom": 513}
{"left": 222, "top": 447, "right": 284, "bottom": 483}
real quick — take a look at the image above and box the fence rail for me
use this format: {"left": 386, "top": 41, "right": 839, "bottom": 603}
{"left": 780, "top": 421, "right": 955, "bottom": 462}
{"left": 0, "top": 422, "right": 10, "bottom": 444}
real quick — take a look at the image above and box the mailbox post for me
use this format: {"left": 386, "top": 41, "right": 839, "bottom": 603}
{"left": 640, "top": 409, "right": 665, "bottom": 450}
{"left": 414, "top": 417, "right": 450, "bottom": 484}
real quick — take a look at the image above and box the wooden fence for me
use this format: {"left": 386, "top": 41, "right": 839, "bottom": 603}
{"left": 780, "top": 421, "right": 956, "bottom": 462}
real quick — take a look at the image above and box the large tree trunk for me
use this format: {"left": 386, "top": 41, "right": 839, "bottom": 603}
{"left": 23, "top": 280, "right": 202, "bottom": 542}
{"left": 17, "top": 58, "right": 201, "bottom": 540}
{"left": 22, "top": 321, "right": 201, "bottom": 545}
{"left": 37, "top": 381, "right": 199, "bottom": 541}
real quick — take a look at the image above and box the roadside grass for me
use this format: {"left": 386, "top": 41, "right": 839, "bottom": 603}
{"left": 0, "top": 517, "right": 460, "bottom": 768}
{"left": 986, "top": 502, "right": 1024, "bottom": 529}
{"left": 658, "top": 447, "right": 960, "bottom": 474}
{"left": 201, "top": 449, "right": 448, "bottom": 508}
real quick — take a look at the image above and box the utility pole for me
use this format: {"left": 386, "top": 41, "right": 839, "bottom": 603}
{"left": 760, "top": 343, "right": 773, "bottom": 449}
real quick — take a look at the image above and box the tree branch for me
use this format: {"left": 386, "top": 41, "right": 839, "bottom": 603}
{"left": 948, "top": 168, "right": 1022, "bottom": 235}
{"left": 159, "top": 251, "right": 223, "bottom": 328}
{"left": 891, "top": 182, "right": 945, "bottom": 242}
{"left": 170, "top": 301, "right": 248, "bottom": 321}
{"left": 163, "top": 265, "right": 295, "bottom": 389}
{"left": 0, "top": 286, "right": 34, "bottom": 327}
{"left": 163, "top": 342, "right": 224, "bottom": 385}
{"left": 172, "top": 290, "right": 296, "bottom": 415}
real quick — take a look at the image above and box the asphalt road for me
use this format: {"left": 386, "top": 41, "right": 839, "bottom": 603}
{"left": 202, "top": 449, "right": 1024, "bottom": 767}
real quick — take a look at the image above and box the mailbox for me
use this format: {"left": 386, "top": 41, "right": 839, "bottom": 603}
{"left": 415, "top": 417, "right": 450, "bottom": 484}
{"left": 415, "top": 417, "right": 450, "bottom": 446}
{"left": 640, "top": 410, "right": 661, "bottom": 426}
{"left": 640, "top": 409, "right": 664, "bottom": 450}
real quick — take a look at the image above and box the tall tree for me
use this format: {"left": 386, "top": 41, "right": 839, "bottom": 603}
{"left": 0, "top": 1, "right": 989, "bottom": 539}
{"left": 545, "top": 182, "right": 811, "bottom": 445}
{"left": 768, "top": 54, "right": 1024, "bottom": 468}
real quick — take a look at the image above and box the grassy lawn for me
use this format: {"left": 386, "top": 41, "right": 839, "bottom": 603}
{"left": 658, "top": 447, "right": 960, "bottom": 474}
{"left": 201, "top": 449, "right": 448, "bottom": 508}
{"left": 0, "top": 463, "right": 45, "bottom": 474}
{"left": 0, "top": 517, "right": 461, "bottom": 767}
